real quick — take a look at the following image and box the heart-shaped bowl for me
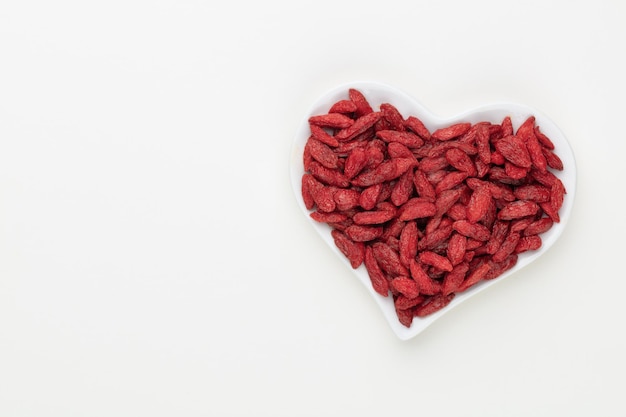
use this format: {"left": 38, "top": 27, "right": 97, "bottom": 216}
{"left": 290, "top": 81, "right": 576, "bottom": 340}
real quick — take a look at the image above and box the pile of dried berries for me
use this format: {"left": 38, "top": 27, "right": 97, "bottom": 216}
{"left": 301, "top": 89, "right": 566, "bottom": 327}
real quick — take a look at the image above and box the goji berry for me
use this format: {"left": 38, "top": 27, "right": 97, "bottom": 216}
{"left": 442, "top": 262, "right": 469, "bottom": 295}
{"left": 432, "top": 122, "right": 472, "bottom": 141}
{"left": 309, "top": 124, "right": 339, "bottom": 147}
{"left": 364, "top": 246, "right": 389, "bottom": 297}
{"left": 335, "top": 111, "right": 382, "bottom": 141}
{"left": 495, "top": 135, "right": 532, "bottom": 168}
{"left": 419, "top": 251, "right": 453, "bottom": 272}
{"left": 466, "top": 185, "right": 492, "bottom": 224}
{"left": 329, "top": 99, "right": 358, "bottom": 114}
{"left": 498, "top": 200, "right": 540, "bottom": 220}
{"left": 457, "top": 261, "right": 491, "bottom": 292}
{"left": 398, "top": 198, "right": 437, "bottom": 221}
{"left": 414, "top": 293, "right": 455, "bottom": 317}
{"left": 380, "top": 102, "right": 406, "bottom": 131}
{"left": 377, "top": 130, "right": 424, "bottom": 148}
{"left": 409, "top": 259, "right": 442, "bottom": 295}
{"left": 452, "top": 220, "right": 491, "bottom": 241}
{"left": 445, "top": 147, "right": 477, "bottom": 176}
{"left": 331, "top": 229, "right": 365, "bottom": 269}
{"left": 404, "top": 115, "right": 431, "bottom": 140}
{"left": 394, "top": 294, "right": 426, "bottom": 310}
{"left": 349, "top": 88, "right": 374, "bottom": 117}
{"left": 413, "top": 169, "right": 437, "bottom": 201}
{"left": 515, "top": 235, "right": 542, "bottom": 253}
{"left": 345, "top": 225, "right": 384, "bottom": 242}
{"left": 372, "top": 242, "right": 409, "bottom": 277}
{"left": 523, "top": 217, "right": 553, "bottom": 236}
{"left": 399, "top": 221, "right": 418, "bottom": 268}
{"left": 390, "top": 276, "right": 420, "bottom": 299}
{"left": 309, "top": 113, "right": 354, "bottom": 129}
{"left": 492, "top": 231, "right": 521, "bottom": 263}
{"left": 390, "top": 169, "right": 415, "bottom": 207}
{"left": 447, "top": 232, "right": 467, "bottom": 266}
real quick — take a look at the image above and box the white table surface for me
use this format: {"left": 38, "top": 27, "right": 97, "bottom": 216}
{"left": 1, "top": 1, "right": 624, "bottom": 416}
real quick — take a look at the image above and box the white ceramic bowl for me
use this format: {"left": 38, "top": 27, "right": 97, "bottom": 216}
{"left": 290, "top": 81, "right": 576, "bottom": 340}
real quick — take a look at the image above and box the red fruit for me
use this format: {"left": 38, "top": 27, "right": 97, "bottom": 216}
{"left": 418, "top": 222, "right": 453, "bottom": 251}
{"left": 343, "top": 147, "right": 368, "bottom": 179}
{"left": 309, "top": 124, "right": 339, "bottom": 147}
{"left": 442, "top": 263, "right": 470, "bottom": 295}
{"left": 301, "top": 174, "right": 316, "bottom": 210}
{"left": 364, "top": 246, "right": 389, "bottom": 297}
{"left": 543, "top": 148, "right": 564, "bottom": 170}
{"left": 404, "top": 115, "right": 431, "bottom": 140}
{"left": 331, "top": 230, "right": 365, "bottom": 269}
{"left": 476, "top": 124, "right": 491, "bottom": 164}
{"left": 306, "top": 136, "right": 339, "bottom": 169}
{"left": 466, "top": 185, "right": 492, "bottom": 223}
{"left": 515, "top": 235, "right": 542, "bottom": 253}
{"left": 409, "top": 259, "right": 442, "bottom": 295}
{"left": 413, "top": 169, "right": 437, "bottom": 201}
{"left": 419, "top": 251, "right": 453, "bottom": 272}
{"left": 387, "top": 141, "right": 417, "bottom": 160}
{"left": 309, "top": 113, "right": 354, "bottom": 129}
{"left": 353, "top": 207, "right": 396, "bottom": 225}
{"left": 349, "top": 88, "right": 374, "bottom": 117}
{"left": 550, "top": 178, "right": 566, "bottom": 213}
{"left": 415, "top": 293, "right": 455, "bottom": 317}
{"left": 457, "top": 262, "right": 491, "bottom": 292}
{"left": 434, "top": 171, "right": 468, "bottom": 195}
{"left": 514, "top": 185, "right": 551, "bottom": 202}
{"left": 310, "top": 211, "right": 348, "bottom": 224}
{"left": 391, "top": 169, "right": 415, "bottom": 206}
{"left": 445, "top": 147, "right": 477, "bottom": 176}
{"left": 309, "top": 161, "right": 350, "bottom": 188}
{"left": 435, "top": 187, "right": 464, "bottom": 217}
{"left": 431, "top": 122, "right": 472, "bottom": 141}
{"left": 526, "top": 130, "right": 548, "bottom": 172}
{"left": 524, "top": 217, "right": 554, "bottom": 236}
{"left": 534, "top": 126, "right": 555, "bottom": 150}
{"left": 394, "top": 294, "right": 426, "bottom": 310}
{"left": 345, "top": 225, "right": 384, "bottom": 242}
{"left": 360, "top": 183, "right": 383, "bottom": 210}
{"left": 390, "top": 276, "right": 420, "bottom": 299}
{"left": 333, "top": 188, "right": 360, "bottom": 211}
{"left": 380, "top": 102, "right": 406, "bottom": 131}
{"left": 372, "top": 242, "right": 409, "bottom": 277}
{"left": 398, "top": 198, "right": 437, "bottom": 221}
{"left": 492, "top": 232, "right": 521, "bottom": 263}
{"left": 500, "top": 116, "right": 513, "bottom": 137}
{"left": 498, "top": 200, "right": 540, "bottom": 220}
{"left": 452, "top": 220, "right": 491, "bottom": 241}
{"left": 335, "top": 112, "right": 382, "bottom": 141}
{"left": 484, "top": 254, "right": 518, "bottom": 280}
{"left": 329, "top": 99, "right": 357, "bottom": 114}
{"left": 494, "top": 135, "right": 532, "bottom": 168}
{"left": 447, "top": 233, "right": 467, "bottom": 266}
{"left": 395, "top": 305, "right": 415, "bottom": 328}
{"left": 399, "top": 221, "right": 419, "bottom": 268}
{"left": 377, "top": 130, "right": 424, "bottom": 148}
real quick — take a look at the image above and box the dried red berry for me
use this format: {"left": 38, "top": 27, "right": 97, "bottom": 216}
{"left": 331, "top": 230, "right": 365, "bottom": 269}
{"left": 431, "top": 123, "right": 472, "bottom": 141}
{"left": 390, "top": 276, "right": 420, "bottom": 299}
{"left": 415, "top": 293, "right": 455, "bottom": 317}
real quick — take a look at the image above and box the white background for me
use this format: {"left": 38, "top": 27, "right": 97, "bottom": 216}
{"left": 1, "top": 0, "right": 624, "bottom": 416}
